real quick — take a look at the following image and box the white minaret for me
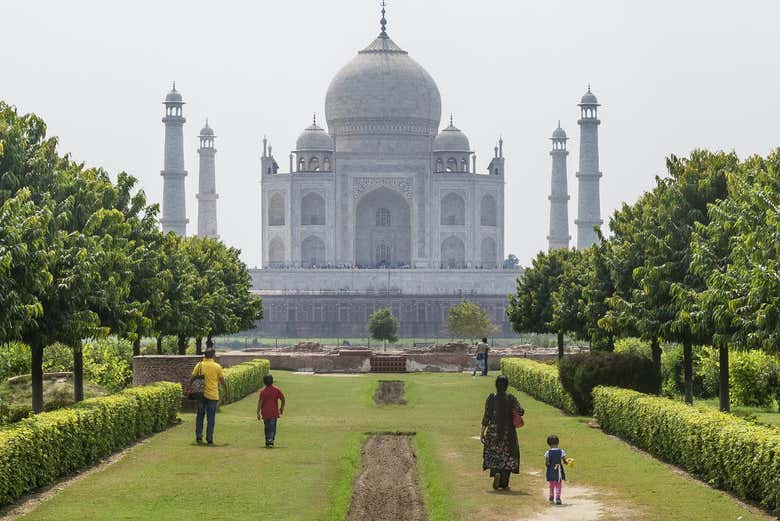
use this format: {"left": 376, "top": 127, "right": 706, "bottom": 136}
{"left": 160, "top": 82, "right": 188, "bottom": 235}
{"left": 197, "top": 119, "right": 218, "bottom": 238}
{"left": 548, "top": 122, "right": 570, "bottom": 251}
{"left": 575, "top": 85, "right": 603, "bottom": 249}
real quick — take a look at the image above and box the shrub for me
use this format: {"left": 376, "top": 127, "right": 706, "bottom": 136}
{"left": 0, "top": 342, "right": 30, "bottom": 381}
{"left": 731, "top": 351, "right": 780, "bottom": 408}
{"left": 661, "top": 344, "right": 709, "bottom": 398}
{"left": 82, "top": 339, "right": 133, "bottom": 392}
{"left": 0, "top": 381, "right": 180, "bottom": 506}
{"left": 593, "top": 387, "right": 780, "bottom": 514}
{"left": 558, "top": 352, "right": 660, "bottom": 415}
{"left": 0, "top": 402, "right": 31, "bottom": 425}
{"left": 222, "top": 359, "right": 271, "bottom": 404}
{"left": 613, "top": 337, "right": 652, "bottom": 359}
{"left": 500, "top": 358, "right": 576, "bottom": 414}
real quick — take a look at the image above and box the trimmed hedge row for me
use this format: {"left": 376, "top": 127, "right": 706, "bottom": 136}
{"left": 500, "top": 358, "right": 576, "bottom": 414}
{"left": 0, "top": 381, "right": 181, "bottom": 506}
{"left": 593, "top": 387, "right": 780, "bottom": 514}
{"left": 222, "top": 359, "right": 271, "bottom": 404}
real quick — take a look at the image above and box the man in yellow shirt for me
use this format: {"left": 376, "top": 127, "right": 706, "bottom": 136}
{"left": 189, "top": 349, "right": 228, "bottom": 445}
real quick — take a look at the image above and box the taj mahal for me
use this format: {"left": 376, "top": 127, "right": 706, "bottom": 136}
{"left": 158, "top": 7, "right": 604, "bottom": 337}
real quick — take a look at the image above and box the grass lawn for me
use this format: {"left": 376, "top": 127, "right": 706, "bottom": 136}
{"left": 697, "top": 398, "right": 780, "bottom": 428}
{"left": 18, "top": 372, "right": 769, "bottom": 521}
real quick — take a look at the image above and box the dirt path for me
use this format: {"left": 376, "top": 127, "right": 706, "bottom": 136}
{"left": 346, "top": 435, "right": 426, "bottom": 521}
{"left": 373, "top": 380, "right": 406, "bottom": 405}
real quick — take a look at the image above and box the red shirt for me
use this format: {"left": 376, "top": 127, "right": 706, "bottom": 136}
{"left": 259, "top": 385, "right": 285, "bottom": 420}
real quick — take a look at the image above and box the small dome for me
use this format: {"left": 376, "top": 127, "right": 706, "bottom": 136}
{"left": 200, "top": 122, "right": 214, "bottom": 136}
{"left": 296, "top": 121, "right": 334, "bottom": 152}
{"left": 552, "top": 125, "right": 567, "bottom": 139}
{"left": 433, "top": 121, "right": 470, "bottom": 152}
{"left": 580, "top": 88, "right": 598, "bottom": 105}
{"left": 165, "top": 86, "right": 183, "bottom": 103}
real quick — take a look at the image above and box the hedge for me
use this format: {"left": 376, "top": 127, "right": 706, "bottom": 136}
{"left": 222, "top": 359, "right": 271, "bottom": 404}
{"left": 0, "top": 381, "right": 181, "bottom": 506}
{"left": 500, "top": 358, "right": 576, "bottom": 414}
{"left": 593, "top": 387, "right": 780, "bottom": 514}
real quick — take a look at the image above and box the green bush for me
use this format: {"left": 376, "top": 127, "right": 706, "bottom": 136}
{"left": 558, "top": 352, "right": 660, "bottom": 415}
{"left": 222, "top": 359, "right": 271, "bottom": 404}
{"left": 593, "top": 387, "right": 780, "bottom": 514}
{"left": 0, "top": 381, "right": 180, "bottom": 506}
{"left": 500, "top": 358, "right": 576, "bottom": 414}
{"left": 661, "top": 344, "right": 709, "bottom": 398}
{"left": 0, "top": 342, "right": 30, "bottom": 381}
{"left": 731, "top": 351, "right": 780, "bottom": 408}
{"left": 82, "top": 339, "right": 133, "bottom": 392}
{"left": 613, "top": 337, "right": 652, "bottom": 359}
{"left": 0, "top": 402, "right": 31, "bottom": 425}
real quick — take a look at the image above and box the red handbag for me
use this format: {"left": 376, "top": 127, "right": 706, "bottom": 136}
{"left": 512, "top": 408, "right": 524, "bottom": 428}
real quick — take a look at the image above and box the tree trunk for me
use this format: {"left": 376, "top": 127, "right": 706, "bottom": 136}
{"left": 683, "top": 340, "right": 693, "bottom": 405}
{"left": 206, "top": 334, "right": 214, "bottom": 350}
{"left": 650, "top": 338, "right": 662, "bottom": 376}
{"left": 132, "top": 337, "right": 141, "bottom": 357}
{"left": 156, "top": 336, "right": 163, "bottom": 354}
{"left": 31, "top": 340, "right": 45, "bottom": 413}
{"left": 177, "top": 334, "right": 187, "bottom": 355}
{"left": 718, "top": 343, "right": 730, "bottom": 412}
{"left": 557, "top": 332, "right": 564, "bottom": 360}
{"left": 73, "top": 342, "right": 84, "bottom": 403}
{"left": 195, "top": 337, "right": 203, "bottom": 355}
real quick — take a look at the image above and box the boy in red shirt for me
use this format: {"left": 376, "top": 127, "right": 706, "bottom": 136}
{"left": 257, "top": 374, "right": 285, "bottom": 448}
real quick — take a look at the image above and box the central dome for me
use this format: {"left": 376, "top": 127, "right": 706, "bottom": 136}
{"left": 325, "top": 33, "right": 442, "bottom": 142}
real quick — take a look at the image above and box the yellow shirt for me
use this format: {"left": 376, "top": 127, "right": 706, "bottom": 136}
{"left": 192, "top": 359, "right": 224, "bottom": 400}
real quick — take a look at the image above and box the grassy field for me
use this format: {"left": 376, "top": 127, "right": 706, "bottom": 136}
{"left": 18, "top": 372, "right": 769, "bottom": 521}
{"left": 697, "top": 398, "right": 780, "bottom": 428}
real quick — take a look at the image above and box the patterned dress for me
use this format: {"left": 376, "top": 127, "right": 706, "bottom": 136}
{"left": 482, "top": 393, "right": 523, "bottom": 475}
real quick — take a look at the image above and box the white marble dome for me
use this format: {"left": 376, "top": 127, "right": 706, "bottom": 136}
{"left": 580, "top": 88, "right": 598, "bottom": 105}
{"left": 296, "top": 122, "right": 334, "bottom": 151}
{"left": 165, "top": 88, "right": 183, "bottom": 103}
{"left": 433, "top": 122, "right": 470, "bottom": 152}
{"left": 324, "top": 33, "right": 442, "bottom": 137}
{"left": 552, "top": 126, "right": 567, "bottom": 139}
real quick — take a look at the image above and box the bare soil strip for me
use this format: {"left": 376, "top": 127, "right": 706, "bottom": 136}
{"left": 346, "top": 435, "right": 427, "bottom": 521}
{"left": 373, "top": 380, "right": 406, "bottom": 405}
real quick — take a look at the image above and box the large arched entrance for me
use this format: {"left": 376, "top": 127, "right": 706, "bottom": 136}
{"left": 355, "top": 187, "right": 411, "bottom": 268}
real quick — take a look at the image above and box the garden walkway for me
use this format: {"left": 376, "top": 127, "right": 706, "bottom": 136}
{"left": 14, "top": 373, "right": 770, "bottom": 521}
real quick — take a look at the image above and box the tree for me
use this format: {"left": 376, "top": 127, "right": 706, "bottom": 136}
{"left": 503, "top": 254, "right": 519, "bottom": 269}
{"left": 446, "top": 299, "right": 497, "bottom": 341}
{"left": 366, "top": 308, "right": 399, "bottom": 350}
{"left": 506, "top": 248, "right": 574, "bottom": 358}
{"left": 690, "top": 150, "right": 780, "bottom": 410}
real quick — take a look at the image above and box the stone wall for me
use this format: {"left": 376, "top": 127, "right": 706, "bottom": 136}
{"left": 250, "top": 267, "right": 520, "bottom": 295}
{"left": 255, "top": 293, "right": 515, "bottom": 337}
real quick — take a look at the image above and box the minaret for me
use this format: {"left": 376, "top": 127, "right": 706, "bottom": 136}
{"left": 575, "top": 85, "right": 603, "bottom": 249}
{"left": 160, "top": 82, "right": 188, "bottom": 235}
{"left": 196, "top": 120, "right": 218, "bottom": 238}
{"left": 548, "top": 122, "right": 570, "bottom": 251}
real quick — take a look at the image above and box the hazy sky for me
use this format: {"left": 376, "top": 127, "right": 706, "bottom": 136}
{"left": 1, "top": 1, "right": 778, "bottom": 267}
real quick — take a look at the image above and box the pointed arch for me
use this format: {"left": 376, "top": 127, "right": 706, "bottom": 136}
{"left": 301, "top": 193, "right": 326, "bottom": 225}
{"left": 441, "top": 236, "right": 466, "bottom": 269}
{"left": 268, "top": 193, "right": 285, "bottom": 226}
{"left": 268, "top": 237, "right": 285, "bottom": 265}
{"left": 480, "top": 194, "right": 497, "bottom": 227}
{"left": 441, "top": 192, "right": 465, "bottom": 226}
{"left": 480, "top": 237, "right": 497, "bottom": 268}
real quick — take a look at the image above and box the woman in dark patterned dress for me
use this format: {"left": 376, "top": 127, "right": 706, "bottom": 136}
{"left": 480, "top": 375, "right": 524, "bottom": 490}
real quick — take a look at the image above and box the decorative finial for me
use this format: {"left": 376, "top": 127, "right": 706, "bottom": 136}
{"left": 205, "top": 117, "right": 209, "bottom": 127}
{"left": 450, "top": 113, "right": 453, "bottom": 126}
{"left": 557, "top": 119, "right": 561, "bottom": 128}
{"left": 587, "top": 83, "right": 591, "bottom": 93}
{"left": 313, "top": 113, "right": 317, "bottom": 126}
{"left": 380, "top": 0, "right": 387, "bottom": 36}
{"left": 172, "top": 80, "right": 176, "bottom": 92}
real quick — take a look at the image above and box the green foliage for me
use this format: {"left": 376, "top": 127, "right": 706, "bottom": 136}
{"left": 614, "top": 337, "right": 652, "bottom": 359}
{"left": 222, "top": 359, "right": 271, "bottom": 404}
{"left": 0, "top": 381, "right": 180, "bottom": 506}
{"left": 500, "top": 358, "right": 576, "bottom": 414}
{"left": 366, "top": 308, "right": 399, "bottom": 345}
{"left": 0, "top": 342, "right": 30, "bottom": 381}
{"left": 558, "top": 352, "right": 660, "bottom": 414}
{"left": 507, "top": 248, "right": 573, "bottom": 335}
{"left": 445, "top": 299, "right": 497, "bottom": 340}
{"left": 730, "top": 351, "right": 780, "bottom": 408}
{"left": 593, "top": 387, "right": 780, "bottom": 514}
{"left": 81, "top": 339, "right": 133, "bottom": 392}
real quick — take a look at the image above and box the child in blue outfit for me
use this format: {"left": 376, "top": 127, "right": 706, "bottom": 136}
{"left": 545, "top": 434, "right": 568, "bottom": 504}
